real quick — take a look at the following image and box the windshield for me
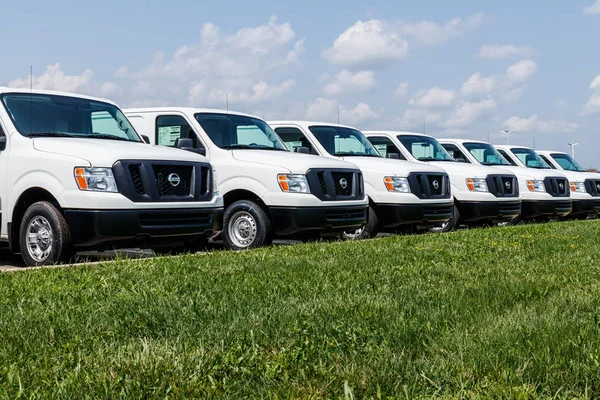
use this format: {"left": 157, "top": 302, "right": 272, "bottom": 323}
{"left": 397, "top": 135, "right": 454, "bottom": 161}
{"left": 308, "top": 126, "right": 381, "bottom": 157}
{"left": 510, "top": 148, "right": 551, "bottom": 169}
{"left": 551, "top": 153, "right": 586, "bottom": 172}
{"left": 195, "top": 113, "right": 287, "bottom": 151}
{"left": 464, "top": 142, "right": 510, "bottom": 165}
{"left": 1, "top": 93, "right": 141, "bottom": 142}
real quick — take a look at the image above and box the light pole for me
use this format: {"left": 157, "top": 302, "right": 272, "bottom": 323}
{"left": 568, "top": 142, "right": 579, "bottom": 159}
{"left": 500, "top": 129, "right": 516, "bottom": 145}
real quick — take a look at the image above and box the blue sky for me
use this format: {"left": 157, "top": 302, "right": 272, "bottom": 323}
{"left": 2, "top": 0, "right": 600, "bottom": 166}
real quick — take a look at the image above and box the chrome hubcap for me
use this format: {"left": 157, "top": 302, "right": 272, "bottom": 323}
{"left": 26, "top": 216, "right": 53, "bottom": 262}
{"left": 228, "top": 211, "right": 258, "bottom": 248}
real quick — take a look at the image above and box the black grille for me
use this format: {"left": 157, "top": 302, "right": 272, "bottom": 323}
{"left": 325, "top": 207, "right": 367, "bottom": 222}
{"left": 407, "top": 173, "right": 451, "bottom": 199}
{"left": 332, "top": 172, "right": 353, "bottom": 196}
{"left": 584, "top": 179, "right": 600, "bottom": 197}
{"left": 486, "top": 175, "right": 519, "bottom": 198}
{"left": 153, "top": 165, "right": 193, "bottom": 197}
{"left": 305, "top": 169, "right": 364, "bottom": 201}
{"left": 129, "top": 164, "right": 145, "bottom": 195}
{"left": 113, "top": 160, "right": 213, "bottom": 203}
{"left": 139, "top": 211, "right": 212, "bottom": 227}
{"left": 317, "top": 172, "right": 327, "bottom": 195}
{"left": 544, "top": 177, "right": 570, "bottom": 197}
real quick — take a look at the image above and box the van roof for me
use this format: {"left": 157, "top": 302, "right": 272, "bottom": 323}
{"left": 0, "top": 87, "right": 118, "bottom": 106}
{"left": 124, "top": 107, "right": 260, "bottom": 119}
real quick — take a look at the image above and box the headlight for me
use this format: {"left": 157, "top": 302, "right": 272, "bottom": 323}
{"left": 384, "top": 177, "right": 410, "bottom": 193}
{"left": 74, "top": 167, "right": 118, "bottom": 192}
{"left": 212, "top": 168, "right": 219, "bottom": 194}
{"left": 570, "top": 181, "right": 586, "bottom": 193}
{"left": 466, "top": 178, "right": 488, "bottom": 192}
{"left": 278, "top": 174, "right": 310, "bottom": 193}
{"left": 526, "top": 180, "right": 546, "bottom": 192}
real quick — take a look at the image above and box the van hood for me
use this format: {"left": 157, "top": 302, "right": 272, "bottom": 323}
{"left": 339, "top": 156, "right": 446, "bottom": 175}
{"left": 427, "top": 160, "right": 510, "bottom": 178}
{"left": 490, "top": 165, "right": 566, "bottom": 180}
{"left": 33, "top": 138, "right": 209, "bottom": 166}
{"left": 231, "top": 149, "right": 359, "bottom": 173}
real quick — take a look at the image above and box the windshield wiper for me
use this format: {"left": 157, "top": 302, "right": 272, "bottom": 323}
{"left": 418, "top": 156, "right": 454, "bottom": 162}
{"left": 28, "top": 132, "right": 74, "bottom": 138}
{"left": 335, "top": 152, "right": 379, "bottom": 157}
{"left": 481, "top": 162, "right": 504, "bottom": 166}
{"left": 222, "top": 144, "right": 286, "bottom": 151}
{"left": 88, "top": 134, "right": 136, "bottom": 142}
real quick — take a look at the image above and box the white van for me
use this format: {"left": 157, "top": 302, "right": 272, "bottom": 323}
{"left": 124, "top": 108, "right": 368, "bottom": 249}
{"left": 363, "top": 131, "right": 521, "bottom": 231}
{"left": 536, "top": 150, "right": 600, "bottom": 217}
{"left": 0, "top": 88, "right": 223, "bottom": 266}
{"left": 438, "top": 140, "right": 573, "bottom": 220}
{"left": 492, "top": 145, "right": 572, "bottom": 219}
{"left": 268, "top": 121, "right": 454, "bottom": 238}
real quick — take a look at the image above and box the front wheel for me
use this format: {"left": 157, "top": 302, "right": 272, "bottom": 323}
{"left": 19, "top": 201, "right": 74, "bottom": 267}
{"left": 341, "top": 206, "right": 378, "bottom": 240}
{"left": 430, "top": 204, "right": 460, "bottom": 233}
{"left": 223, "top": 200, "right": 273, "bottom": 250}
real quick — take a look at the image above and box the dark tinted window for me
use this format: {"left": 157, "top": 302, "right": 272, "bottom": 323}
{"left": 367, "top": 136, "right": 405, "bottom": 159}
{"left": 463, "top": 142, "right": 510, "bottom": 165}
{"left": 441, "top": 143, "right": 470, "bottom": 163}
{"left": 308, "top": 125, "right": 380, "bottom": 157}
{"left": 497, "top": 149, "right": 518, "bottom": 166}
{"left": 551, "top": 153, "right": 586, "bottom": 172}
{"left": 538, "top": 154, "right": 557, "bottom": 169}
{"left": 275, "top": 127, "right": 317, "bottom": 155}
{"left": 156, "top": 115, "right": 201, "bottom": 148}
{"left": 511, "top": 148, "right": 551, "bottom": 169}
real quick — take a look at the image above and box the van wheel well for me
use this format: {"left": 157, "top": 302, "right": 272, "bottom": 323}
{"left": 10, "top": 188, "right": 60, "bottom": 253}
{"left": 223, "top": 190, "right": 268, "bottom": 212}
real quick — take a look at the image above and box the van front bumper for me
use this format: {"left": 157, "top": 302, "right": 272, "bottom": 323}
{"left": 374, "top": 202, "right": 454, "bottom": 229}
{"left": 64, "top": 207, "right": 223, "bottom": 248}
{"left": 521, "top": 199, "right": 572, "bottom": 219}
{"left": 458, "top": 200, "right": 521, "bottom": 223}
{"left": 569, "top": 199, "right": 600, "bottom": 216}
{"left": 269, "top": 205, "right": 368, "bottom": 236}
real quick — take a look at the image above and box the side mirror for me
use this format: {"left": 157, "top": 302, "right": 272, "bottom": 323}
{"left": 294, "top": 146, "right": 310, "bottom": 154}
{"left": 175, "top": 137, "right": 206, "bottom": 156}
{"left": 141, "top": 135, "right": 150, "bottom": 144}
{"left": 0, "top": 136, "right": 6, "bottom": 151}
{"left": 386, "top": 153, "right": 400, "bottom": 159}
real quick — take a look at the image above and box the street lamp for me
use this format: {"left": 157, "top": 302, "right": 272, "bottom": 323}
{"left": 500, "top": 130, "right": 516, "bottom": 145}
{"left": 568, "top": 142, "right": 579, "bottom": 159}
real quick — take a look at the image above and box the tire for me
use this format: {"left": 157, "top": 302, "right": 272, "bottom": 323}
{"left": 430, "top": 204, "right": 460, "bottom": 233}
{"left": 223, "top": 200, "right": 273, "bottom": 250}
{"left": 19, "top": 201, "right": 74, "bottom": 267}
{"left": 341, "top": 206, "right": 378, "bottom": 240}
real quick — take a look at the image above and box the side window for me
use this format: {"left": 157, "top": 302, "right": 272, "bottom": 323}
{"left": 497, "top": 149, "right": 518, "bottom": 166}
{"left": 539, "top": 155, "right": 556, "bottom": 169}
{"left": 156, "top": 115, "right": 201, "bottom": 148}
{"left": 275, "top": 127, "right": 316, "bottom": 154}
{"left": 442, "top": 143, "right": 470, "bottom": 163}
{"left": 91, "top": 111, "right": 129, "bottom": 139}
{"left": 237, "top": 125, "right": 271, "bottom": 146}
{"left": 368, "top": 136, "right": 406, "bottom": 159}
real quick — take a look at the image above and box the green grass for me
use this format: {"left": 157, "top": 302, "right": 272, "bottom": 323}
{"left": 1, "top": 221, "right": 600, "bottom": 398}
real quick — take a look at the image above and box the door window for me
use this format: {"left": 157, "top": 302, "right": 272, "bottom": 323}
{"left": 156, "top": 115, "right": 201, "bottom": 148}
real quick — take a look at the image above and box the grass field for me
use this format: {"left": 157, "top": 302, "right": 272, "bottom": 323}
{"left": 1, "top": 221, "right": 600, "bottom": 398}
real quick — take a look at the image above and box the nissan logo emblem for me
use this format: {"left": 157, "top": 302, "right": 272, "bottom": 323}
{"left": 339, "top": 178, "right": 348, "bottom": 189}
{"left": 559, "top": 182, "right": 564, "bottom": 190}
{"left": 597, "top": 183, "right": 600, "bottom": 191}
{"left": 432, "top": 180, "right": 440, "bottom": 190}
{"left": 167, "top": 173, "right": 181, "bottom": 187}
{"left": 505, "top": 180, "right": 511, "bottom": 190}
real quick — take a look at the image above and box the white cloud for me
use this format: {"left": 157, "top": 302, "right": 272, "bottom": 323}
{"left": 99, "top": 81, "right": 122, "bottom": 97}
{"left": 396, "top": 108, "right": 443, "bottom": 129}
{"left": 322, "top": 70, "right": 375, "bottom": 97}
{"left": 115, "top": 16, "right": 303, "bottom": 108}
{"left": 460, "top": 73, "right": 498, "bottom": 97}
{"left": 443, "top": 98, "right": 497, "bottom": 128}
{"left": 476, "top": 44, "right": 532, "bottom": 59}
{"left": 400, "top": 13, "right": 487, "bottom": 46}
{"left": 410, "top": 87, "right": 456, "bottom": 108}
{"left": 304, "top": 98, "right": 378, "bottom": 125}
{"left": 322, "top": 20, "right": 408, "bottom": 67}
{"left": 582, "top": 75, "right": 600, "bottom": 114}
{"left": 8, "top": 63, "right": 93, "bottom": 92}
{"left": 584, "top": 0, "right": 600, "bottom": 14}
{"left": 394, "top": 82, "right": 409, "bottom": 99}
{"left": 503, "top": 114, "right": 578, "bottom": 133}
{"left": 506, "top": 60, "right": 538, "bottom": 82}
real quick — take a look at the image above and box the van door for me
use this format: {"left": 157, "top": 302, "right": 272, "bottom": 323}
{"left": 155, "top": 114, "right": 207, "bottom": 155}
{"left": 0, "top": 121, "right": 7, "bottom": 235}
